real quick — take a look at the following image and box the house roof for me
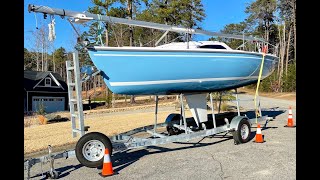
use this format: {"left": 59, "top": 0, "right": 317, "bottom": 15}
{"left": 24, "top": 71, "right": 64, "bottom": 81}
{"left": 24, "top": 71, "right": 68, "bottom": 92}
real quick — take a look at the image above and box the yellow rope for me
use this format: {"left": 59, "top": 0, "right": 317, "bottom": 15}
{"left": 254, "top": 47, "right": 266, "bottom": 123}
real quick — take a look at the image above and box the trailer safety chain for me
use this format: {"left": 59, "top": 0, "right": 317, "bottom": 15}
{"left": 254, "top": 45, "right": 267, "bottom": 123}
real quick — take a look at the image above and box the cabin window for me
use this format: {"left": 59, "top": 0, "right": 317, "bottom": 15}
{"left": 199, "top": 45, "right": 226, "bottom": 49}
{"left": 45, "top": 77, "right": 51, "bottom": 87}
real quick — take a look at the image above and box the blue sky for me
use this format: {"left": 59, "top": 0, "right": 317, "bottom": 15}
{"left": 24, "top": 0, "right": 253, "bottom": 52}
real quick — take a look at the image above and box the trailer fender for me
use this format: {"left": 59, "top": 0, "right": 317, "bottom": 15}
{"left": 229, "top": 116, "right": 251, "bottom": 144}
{"left": 229, "top": 116, "right": 249, "bottom": 131}
{"left": 165, "top": 113, "right": 181, "bottom": 125}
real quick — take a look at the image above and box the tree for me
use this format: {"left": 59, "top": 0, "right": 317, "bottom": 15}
{"left": 88, "top": 0, "right": 118, "bottom": 46}
{"left": 26, "top": 21, "right": 55, "bottom": 72}
{"left": 179, "top": 0, "right": 205, "bottom": 33}
{"left": 53, "top": 47, "right": 68, "bottom": 80}
{"left": 215, "top": 0, "right": 295, "bottom": 92}
{"left": 272, "top": 0, "right": 295, "bottom": 92}
{"left": 220, "top": 22, "right": 248, "bottom": 49}
{"left": 151, "top": 0, "right": 178, "bottom": 44}
{"left": 245, "top": 0, "right": 277, "bottom": 43}
{"left": 127, "top": 0, "right": 134, "bottom": 46}
{"left": 278, "top": 0, "right": 296, "bottom": 62}
{"left": 151, "top": 0, "right": 205, "bottom": 41}
{"left": 24, "top": 48, "right": 34, "bottom": 70}
{"left": 27, "top": 25, "right": 44, "bottom": 71}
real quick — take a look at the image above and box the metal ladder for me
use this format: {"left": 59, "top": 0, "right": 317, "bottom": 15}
{"left": 66, "top": 51, "right": 85, "bottom": 137}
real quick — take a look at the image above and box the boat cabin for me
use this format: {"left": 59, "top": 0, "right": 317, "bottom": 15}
{"left": 156, "top": 41, "right": 232, "bottom": 50}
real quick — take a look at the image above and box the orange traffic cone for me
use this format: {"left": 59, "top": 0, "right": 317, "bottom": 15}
{"left": 284, "top": 106, "right": 295, "bottom": 128}
{"left": 254, "top": 123, "right": 265, "bottom": 143}
{"left": 99, "top": 148, "right": 114, "bottom": 177}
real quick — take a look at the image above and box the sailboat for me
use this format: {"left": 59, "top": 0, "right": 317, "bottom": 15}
{"left": 88, "top": 40, "right": 277, "bottom": 95}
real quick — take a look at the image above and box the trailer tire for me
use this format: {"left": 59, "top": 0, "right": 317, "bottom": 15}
{"left": 75, "top": 132, "right": 112, "bottom": 168}
{"left": 167, "top": 124, "right": 180, "bottom": 136}
{"left": 232, "top": 118, "right": 251, "bottom": 145}
{"left": 45, "top": 170, "right": 59, "bottom": 179}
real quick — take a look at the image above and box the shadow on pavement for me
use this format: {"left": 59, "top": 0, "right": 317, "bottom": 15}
{"left": 56, "top": 164, "right": 83, "bottom": 179}
{"left": 111, "top": 136, "right": 234, "bottom": 173}
{"left": 108, "top": 108, "right": 285, "bottom": 174}
{"left": 58, "top": 108, "right": 284, "bottom": 177}
{"left": 244, "top": 107, "right": 285, "bottom": 119}
{"left": 30, "top": 164, "right": 83, "bottom": 179}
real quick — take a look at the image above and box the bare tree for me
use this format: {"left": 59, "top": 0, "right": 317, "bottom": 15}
{"left": 291, "top": 0, "right": 296, "bottom": 61}
{"left": 285, "top": 26, "right": 292, "bottom": 76}
{"left": 26, "top": 30, "right": 41, "bottom": 71}
{"left": 277, "top": 23, "right": 285, "bottom": 92}
{"left": 52, "top": 47, "right": 56, "bottom": 72}
{"left": 127, "top": 0, "right": 134, "bottom": 47}
{"left": 28, "top": 22, "right": 51, "bottom": 72}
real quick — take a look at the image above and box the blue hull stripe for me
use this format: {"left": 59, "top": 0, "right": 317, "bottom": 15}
{"left": 109, "top": 75, "right": 265, "bottom": 86}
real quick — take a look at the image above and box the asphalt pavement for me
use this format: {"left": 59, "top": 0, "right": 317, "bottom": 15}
{"left": 25, "top": 93, "right": 296, "bottom": 180}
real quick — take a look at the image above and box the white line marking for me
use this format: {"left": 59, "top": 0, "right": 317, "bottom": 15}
{"left": 109, "top": 76, "right": 264, "bottom": 86}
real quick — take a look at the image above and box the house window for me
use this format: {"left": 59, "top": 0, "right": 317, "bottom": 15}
{"left": 45, "top": 78, "right": 51, "bottom": 87}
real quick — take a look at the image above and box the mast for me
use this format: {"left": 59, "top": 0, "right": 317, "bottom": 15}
{"left": 28, "top": 4, "right": 266, "bottom": 43}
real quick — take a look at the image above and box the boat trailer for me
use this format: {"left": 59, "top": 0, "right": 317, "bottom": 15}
{"left": 25, "top": 4, "right": 273, "bottom": 179}
{"left": 24, "top": 50, "right": 272, "bottom": 179}
{"left": 24, "top": 112, "right": 270, "bottom": 179}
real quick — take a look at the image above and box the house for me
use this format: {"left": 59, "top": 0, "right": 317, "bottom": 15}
{"left": 24, "top": 71, "right": 68, "bottom": 113}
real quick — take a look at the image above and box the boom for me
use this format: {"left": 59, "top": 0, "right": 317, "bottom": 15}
{"left": 28, "top": 4, "right": 265, "bottom": 42}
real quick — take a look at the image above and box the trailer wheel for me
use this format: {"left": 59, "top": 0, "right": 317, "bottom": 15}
{"left": 167, "top": 124, "right": 180, "bottom": 135}
{"left": 232, "top": 118, "right": 251, "bottom": 145}
{"left": 53, "top": 171, "right": 59, "bottom": 179}
{"left": 45, "top": 170, "right": 59, "bottom": 179}
{"left": 75, "top": 132, "right": 112, "bottom": 168}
